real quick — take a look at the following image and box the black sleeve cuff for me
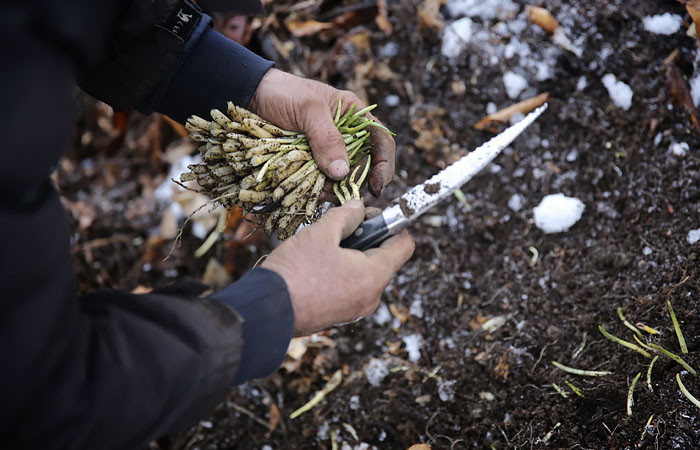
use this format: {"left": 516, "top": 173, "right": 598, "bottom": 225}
{"left": 144, "top": 25, "right": 275, "bottom": 123}
{"left": 210, "top": 267, "right": 293, "bottom": 383}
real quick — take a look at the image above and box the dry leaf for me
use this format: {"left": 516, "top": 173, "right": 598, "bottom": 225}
{"left": 417, "top": 0, "right": 444, "bottom": 34}
{"left": 389, "top": 303, "right": 411, "bottom": 323}
{"left": 406, "top": 444, "right": 431, "bottom": 450}
{"left": 527, "top": 5, "right": 559, "bottom": 34}
{"left": 687, "top": 1, "right": 700, "bottom": 31}
{"left": 494, "top": 354, "right": 510, "bottom": 380}
{"left": 474, "top": 93, "right": 549, "bottom": 131}
{"left": 202, "top": 258, "right": 231, "bottom": 291}
{"left": 666, "top": 64, "right": 700, "bottom": 133}
{"left": 131, "top": 285, "right": 153, "bottom": 294}
{"left": 376, "top": 0, "right": 393, "bottom": 34}
{"left": 159, "top": 207, "right": 178, "bottom": 240}
{"left": 284, "top": 18, "right": 333, "bottom": 38}
{"left": 266, "top": 403, "right": 280, "bottom": 437}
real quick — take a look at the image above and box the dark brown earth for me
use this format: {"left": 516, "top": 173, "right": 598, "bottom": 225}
{"left": 59, "top": 0, "right": 700, "bottom": 449}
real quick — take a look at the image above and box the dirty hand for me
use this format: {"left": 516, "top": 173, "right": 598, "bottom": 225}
{"left": 249, "top": 68, "right": 395, "bottom": 196}
{"left": 261, "top": 200, "right": 414, "bottom": 336}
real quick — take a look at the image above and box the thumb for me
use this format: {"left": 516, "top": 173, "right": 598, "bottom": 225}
{"left": 310, "top": 200, "right": 365, "bottom": 244}
{"left": 300, "top": 99, "right": 349, "bottom": 180}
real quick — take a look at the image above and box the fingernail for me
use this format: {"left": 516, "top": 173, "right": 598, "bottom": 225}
{"left": 344, "top": 199, "right": 363, "bottom": 209}
{"left": 329, "top": 159, "right": 349, "bottom": 179}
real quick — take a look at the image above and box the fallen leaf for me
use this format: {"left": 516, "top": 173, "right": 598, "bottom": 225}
{"left": 159, "top": 207, "right": 178, "bottom": 239}
{"left": 474, "top": 93, "right": 549, "bottom": 131}
{"left": 131, "top": 285, "right": 153, "bottom": 294}
{"left": 201, "top": 258, "right": 231, "bottom": 291}
{"left": 406, "top": 444, "right": 431, "bottom": 450}
{"left": 389, "top": 303, "right": 411, "bottom": 323}
{"left": 285, "top": 17, "right": 333, "bottom": 38}
{"left": 266, "top": 403, "right": 280, "bottom": 437}
{"left": 666, "top": 64, "right": 700, "bottom": 134}
{"left": 417, "top": 0, "right": 444, "bottom": 34}
{"left": 527, "top": 5, "right": 559, "bottom": 34}
{"left": 687, "top": 1, "right": 700, "bottom": 32}
{"left": 481, "top": 315, "right": 508, "bottom": 333}
{"left": 494, "top": 354, "right": 510, "bottom": 380}
{"left": 375, "top": 0, "right": 393, "bottom": 35}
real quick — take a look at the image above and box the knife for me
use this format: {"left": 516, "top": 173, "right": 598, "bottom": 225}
{"left": 340, "top": 104, "right": 547, "bottom": 250}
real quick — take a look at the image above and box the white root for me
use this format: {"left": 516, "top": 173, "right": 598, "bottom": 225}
{"left": 305, "top": 173, "right": 326, "bottom": 217}
{"left": 239, "top": 189, "right": 271, "bottom": 203}
{"left": 282, "top": 172, "right": 318, "bottom": 208}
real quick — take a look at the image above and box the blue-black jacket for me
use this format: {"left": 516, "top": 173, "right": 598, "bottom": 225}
{"left": 0, "top": 1, "right": 294, "bottom": 448}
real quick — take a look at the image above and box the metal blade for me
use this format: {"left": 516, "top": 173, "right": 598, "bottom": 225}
{"left": 383, "top": 104, "right": 547, "bottom": 232}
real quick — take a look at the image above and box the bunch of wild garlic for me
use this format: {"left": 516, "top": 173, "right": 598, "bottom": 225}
{"left": 180, "top": 100, "right": 393, "bottom": 239}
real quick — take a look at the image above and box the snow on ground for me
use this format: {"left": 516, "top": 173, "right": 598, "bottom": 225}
{"left": 446, "top": 0, "right": 519, "bottom": 21}
{"left": 440, "top": 4, "right": 564, "bottom": 86}
{"left": 690, "top": 75, "right": 700, "bottom": 107}
{"left": 503, "top": 71, "right": 528, "bottom": 99}
{"left": 364, "top": 358, "right": 389, "bottom": 387}
{"left": 642, "top": 13, "right": 682, "bottom": 35}
{"left": 533, "top": 193, "right": 585, "bottom": 234}
{"left": 602, "top": 74, "right": 633, "bottom": 110}
{"left": 402, "top": 334, "right": 422, "bottom": 363}
{"left": 689, "top": 228, "right": 700, "bottom": 245}
{"left": 508, "top": 193, "right": 524, "bottom": 211}
{"left": 670, "top": 142, "right": 689, "bottom": 157}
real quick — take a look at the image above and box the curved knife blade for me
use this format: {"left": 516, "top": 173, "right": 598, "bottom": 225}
{"left": 341, "top": 103, "right": 548, "bottom": 250}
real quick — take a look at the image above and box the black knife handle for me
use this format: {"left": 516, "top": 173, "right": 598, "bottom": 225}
{"left": 340, "top": 214, "right": 391, "bottom": 251}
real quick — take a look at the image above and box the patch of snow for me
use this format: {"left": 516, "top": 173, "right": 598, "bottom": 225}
{"left": 642, "top": 13, "right": 682, "bottom": 35}
{"left": 643, "top": 246, "right": 653, "bottom": 256}
{"left": 576, "top": 76, "right": 588, "bottom": 91}
{"left": 486, "top": 102, "right": 498, "bottom": 114}
{"left": 317, "top": 421, "right": 330, "bottom": 441}
{"left": 503, "top": 71, "right": 528, "bottom": 99}
{"left": 349, "top": 395, "right": 360, "bottom": 410}
{"left": 373, "top": 303, "right": 392, "bottom": 325}
{"left": 688, "top": 228, "right": 700, "bottom": 244}
{"left": 441, "top": 17, "right": 474, "bottom": 58}
{"left": 409, "top": 299, "right": 424, "bottom": 318}
{"left": 446, "top": 0, "right": 519, "bottom": 21}
{"left": 402, "top": 334, "right": 422, "bottom": 362}
{"left": 154, "top": 154, "right": 200, "bottom": 203}
{"left": 670, "top": 142, "right": 689, "bottom": 157}
{"left": 438, "top": 379, "right": 457, "bottom": 402}
{"left": 533, "top": 193, "right": 585, "bottom": 234}
{"left": 690, "top": 75, "right": 700, "bottom": 107}
{"left": 602, "top": 74, "right": 633, "bottom": 110}
{"left": 653, "top": 133, "right": 663, "bottom": 146}
{"left": 378, "top": 42, "right": 399, "bottom": 58}
{"left": 385, "top": 95, "right": 400, "bottom": 107}
{"left": 365, "top": 358, "right": 389, "bottom": 387}
{"left": 508, "top": 193, "right": 524, "bottom": 212}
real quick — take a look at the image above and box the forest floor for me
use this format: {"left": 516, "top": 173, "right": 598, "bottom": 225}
{"left": 59, "top": 0, "right": 700, "bottom": 448}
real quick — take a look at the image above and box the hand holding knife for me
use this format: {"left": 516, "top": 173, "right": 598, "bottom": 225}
{"left": 340, "top": 104, "right": 548, "bottom": 250}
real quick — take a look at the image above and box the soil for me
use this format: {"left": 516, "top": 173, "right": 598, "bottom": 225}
{"left": 58, "top": 0, "right": 700, "bottom": 449}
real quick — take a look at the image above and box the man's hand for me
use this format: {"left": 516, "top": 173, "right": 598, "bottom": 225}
{"left": 249, "top": 69, "right": 395, "bottom": 196}
{"left": 261, "top": 200, "right": 414, "bottom": 336}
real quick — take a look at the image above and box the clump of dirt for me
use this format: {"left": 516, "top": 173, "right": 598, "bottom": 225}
{"left": 423, "top": 181, "right": 441, "bottom": 195}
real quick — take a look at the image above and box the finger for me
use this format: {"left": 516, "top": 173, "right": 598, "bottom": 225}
{"left": 365, "top": 230, "right": 415, "bottom": 275}
{"left": 366, "top": 113, "right": 396, "bottom": 197}
{"left": 301, "top": 99, "right": 349, "bottom": 180}
{"left": 308, "top": 199, "right": 365, "bottom": 243}
{"left": 365, "top": 206, "right": 382, "bottom": 219}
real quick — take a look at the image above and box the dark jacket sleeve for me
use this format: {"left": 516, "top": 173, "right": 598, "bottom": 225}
{"left": 1, "top": 1, "right": 291, "bottom": 449}
{"left": 78, "top": 0, "right": 275, "bottom": 122}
